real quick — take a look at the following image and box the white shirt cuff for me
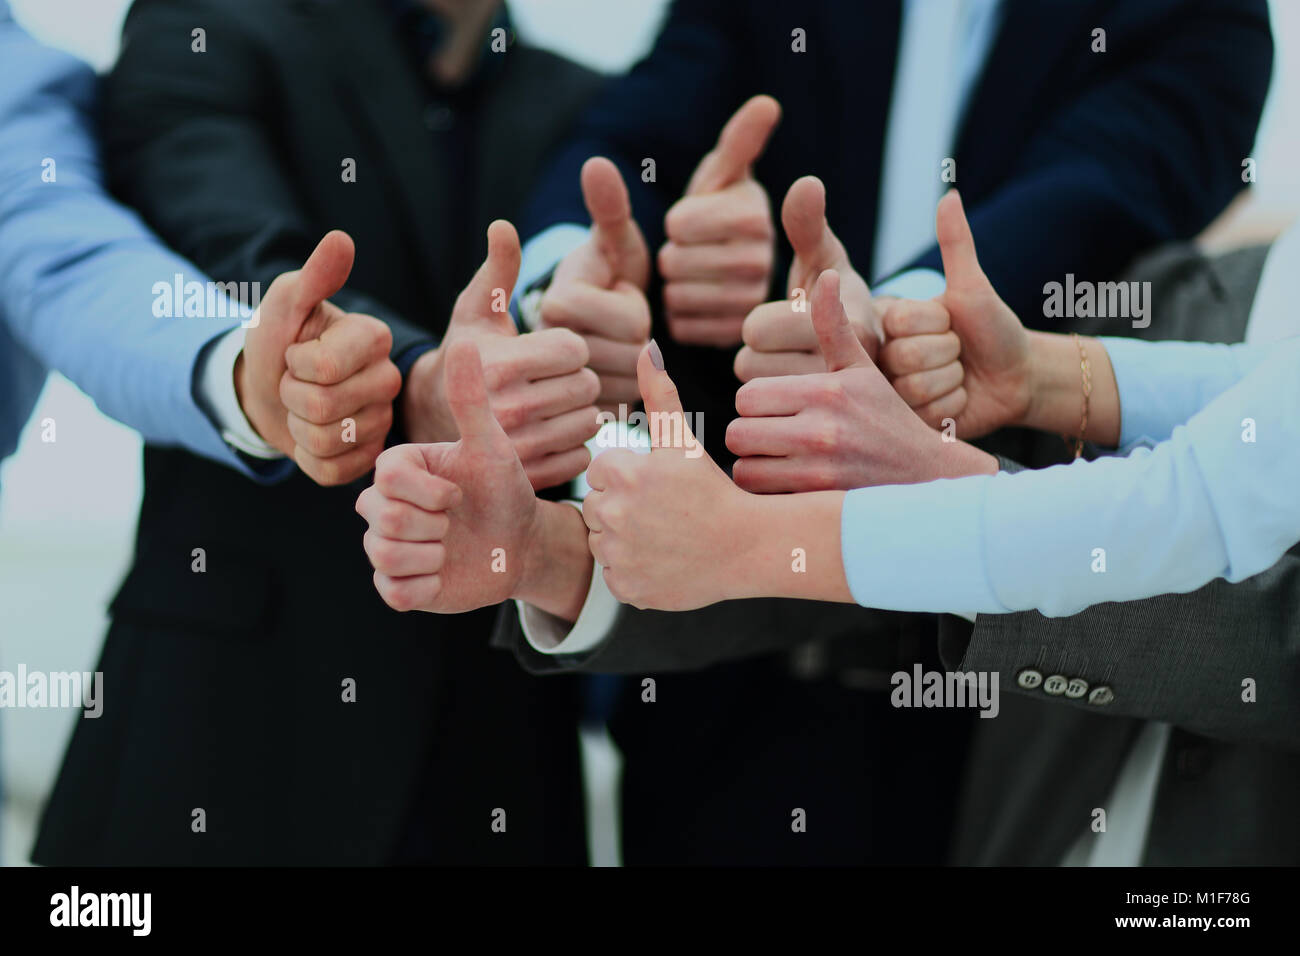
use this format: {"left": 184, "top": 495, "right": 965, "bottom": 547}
{"left": 517, "top": 500, "right": 622, "bottom": 655}
{"left": 515, "top": 224, "right": 591, "bottom": 328}
{"left": 195, "top": 326, "right": 285, "bottom": 460}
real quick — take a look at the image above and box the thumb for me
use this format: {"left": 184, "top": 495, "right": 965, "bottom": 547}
{"left": 782, "top": 176, "right": 846, "bottom": 280}
{"left": 636, "top": 339, "right": 693, "bottom": 453}
{"left": 935, "top": 190, "right": 989, "bottom": 294}
{"left": 444, "top": 340, "right": 507, "bottom": 446}
{"left": 248, "top": 229, "right": 353, "bottom": 363}
{"left": 453, "top": 220, "right": 521, "bottom": 332}
{"left": 687, "top": 94, "right": 782, "bottom": 195}
{"left": 581, "top": 156, "right": 648, "bottom": 281}
{"left": 582, "top": 155, "right": 635, "bottom": 239}
{"left": 811, "top": 269, "right": 871, "bottom": 372}
{"left": 294, "top": 229, "right": 355, "bottom": 315}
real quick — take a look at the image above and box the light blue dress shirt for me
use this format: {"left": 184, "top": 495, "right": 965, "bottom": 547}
{"left": 841, "top": 334, "right": 1298, "bottom": 617}
{"left": 0, "top": 3, "right": 281, "bottom": 480}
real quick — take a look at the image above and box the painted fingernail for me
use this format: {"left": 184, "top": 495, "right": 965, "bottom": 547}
{"left": 648, "top": 338, "right": 665, "bottom": 371}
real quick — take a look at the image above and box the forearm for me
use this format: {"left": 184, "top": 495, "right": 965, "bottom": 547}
{"left": 1019, "top": 331, "right": 1121, "bottom": 447}
{"left": 516, "top": 500, "right": 594, "bottom": 622}
{"left": 728, "top": 491, "right": 854, "bottom": 604}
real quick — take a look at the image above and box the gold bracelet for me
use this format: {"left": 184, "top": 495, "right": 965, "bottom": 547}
{"left": 1066, "top": 332, "right": 1091, "bottom": 459}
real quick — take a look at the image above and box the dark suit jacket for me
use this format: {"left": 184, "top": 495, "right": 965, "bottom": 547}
{"left": 496, "top": 242, "right": 1300, "bottom": 865}
{"left": 32, "top": 0, "right": 601, "bottom": 865}
{"left": 522, "top": 0, "right": 1272, "bottom": 466}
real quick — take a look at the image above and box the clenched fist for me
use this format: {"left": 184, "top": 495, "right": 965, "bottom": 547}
{"left": 240, "top": 230, "right": 402, "bottom": 485}
{"left": 659, "top": 95, "right": 781, "bottom": 348}
{"left": 734, "top": 177, "right": 880, "bottom": 382}
{"left": 541, "top": 158, "right": 652, "bottom": 407}
{"left": 403, "top": 220, "right": 601, "bottom": 490}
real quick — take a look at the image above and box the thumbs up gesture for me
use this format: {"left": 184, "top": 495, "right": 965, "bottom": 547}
{"left": 734, "top": 176, "right": 881, "bottom": 382}
{"left": 403, "top": 220, "right": 601, "bottom": 490}
{"left": 876, "top": 190, "right": 1033, "bottom": 439}
{"left": 359, "top": 340, "right": 541, "bottom": 614}
{"left": 582, "top": 341, "right": 747, "bottom": 611}
{"left": 727, "top": 270, "right": 997, "bottom": 493}
{"left": 241, "top": 230, "right": 403, "bottom": 485}
{"left": 659, "top": 95, "right": 782, "bottom": 348}
{"left": 540, "top": 158, "right": 653, "bottom": 407}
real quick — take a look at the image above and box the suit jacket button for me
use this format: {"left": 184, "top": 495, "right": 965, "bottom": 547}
{"left": 1043, "top": 674, "right": 1068, "bottom": 695}
{"left": 1087, "top": 685, "right": 1115, "bottom": 705}
{"left": 1065, "top": 677, "right": 1089, "bottom": 699}
{"left": 1016, "top": 668, "right": 1043, "bottom": 690}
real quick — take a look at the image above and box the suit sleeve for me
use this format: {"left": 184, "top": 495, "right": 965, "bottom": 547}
{"left": 492, "top": 596, "right": 907, "bottom": 676}
{"left": 518, "top": 0, "right": 746, "bottom": 252}
{"left": 940, "top": 554, "right": 1300, "bottom": 752}
{"left": 939, "top": 457, "right": 1300, "bottom": 751}
{"left": 909, "top": 0, "right": 1273, "bottom": 323}
{"left": 102, "top": 0, "right": 434, "bottom": 359}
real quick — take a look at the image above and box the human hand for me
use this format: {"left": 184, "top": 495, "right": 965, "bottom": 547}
{"left": 582, "top": 341, "right": 754, "bottom": 610}
{"left": 360, "top": 340, "right": 540, "bottom": 613}
{"left": 540, "top": 158, "right": 652, "bottom": 407}
{"left": 733, "top": 176, "right": 880, "bottom": 382}
{"left": 877, "top": 191, "right": 1032, "bottom": 439}
{"left": 403, "top": 220, "right": 600, "bottom": 490}
{"left": 240, "top": 230, "right": 402, "bottom": 485}
{"left": 728, "top": 269, "right": 998, "bottom": 493}
{"left": 658, "top": 95, "right": 781, "bottom": 348}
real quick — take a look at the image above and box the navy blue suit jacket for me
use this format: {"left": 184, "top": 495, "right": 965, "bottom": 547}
{"left": 522, "top": 0, "right": 1272, "bottom": 461}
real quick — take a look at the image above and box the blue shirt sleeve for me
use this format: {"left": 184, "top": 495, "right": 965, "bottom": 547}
{"left": 842, "top": 335, "right": 1300, "bottom": 617}
{"left": 1100, "top": 336, "right": 1270, "bottom": 446}
{"left": 0, "top": 19, "right": 283, "bottom": 481}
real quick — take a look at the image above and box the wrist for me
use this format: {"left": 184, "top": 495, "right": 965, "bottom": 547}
{"left": 737, "top": 490, "right": 852, "bottom": 603}
{"left": 401, "top": 346, "right": 454, "bottom": 444}
{"left": 1021, "top": 330, "right": 1081, "bottom": 434}
{"left": 232, "top": 349, "right": 274, "bottom": 447}
{"left": 935, "top": 440, "right": 1000, "bottom": 479}
{"left": 514, "top": 499, "right": 593, "bottom": 622}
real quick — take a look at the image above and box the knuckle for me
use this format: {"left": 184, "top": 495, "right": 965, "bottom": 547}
{"left": 494, "top": 397, "right": 528, "bottom": 432}
{"left": 893, "top": 376, "right": 922, "bottom": 404}
{"left": 733, "top": 348, "right": 755, "bottom": 381}
{"left": 378, "top": 361, "right": 403, "bottom": 400}
{"left": 367, "top": 535, "right": 396, "bottom": 570}
{"left": 808, "top": 420, "right": 841, "bottom": 455}
{"left": 304, "top": 423, "right": 334, "bottom": 457}
{"left": 304, "top": 389, "right": 334, "bottom": 424}
{"left": 380, "top": 578, "right": 413, "bottom": 612}
{"left": 366, "top": 318, "right": 393, "bottom": 353}
{"left": 377, "top": 503, "right": 408, "bottom": 537}
{"left": 577, "top": 368, "right": 601, "bottom": 405}
{"left": 553, "top": 327, "right": 590, "bottom": 366}
{"left": 313, "top": 352, "right": 341, "bottom": 384}
{"left": 317, "top": 458, "right": 347, "bottom": 486}
{"left": 816, "top": 378, "right": 846, "bottom": 407}
{"left": 480, "top": 360, "right": 511, "bottom": 394}
{"left": 657, "top": 242, "right": 680, "bottom": 278}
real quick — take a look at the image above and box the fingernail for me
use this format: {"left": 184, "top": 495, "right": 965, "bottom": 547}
{"left": 648, "top": 338, "right": 665, "bottom": 371}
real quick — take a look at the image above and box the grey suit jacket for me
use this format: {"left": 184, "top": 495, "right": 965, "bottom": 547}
{"left": 947, "top": 243, "right": 1300, "bottom": 865}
